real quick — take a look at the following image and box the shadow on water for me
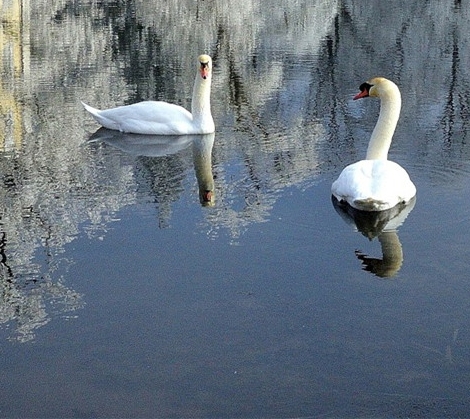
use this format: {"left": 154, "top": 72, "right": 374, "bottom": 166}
{"left": 332, "top": 195, "right": 416, "bottom": 278}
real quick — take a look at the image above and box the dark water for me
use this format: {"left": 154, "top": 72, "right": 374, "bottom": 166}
{"left": 1, "top": 0, "right": 470, "bottom": 417}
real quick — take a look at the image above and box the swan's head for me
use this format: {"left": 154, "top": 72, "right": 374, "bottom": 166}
{"left": 198, "top": 54, "right": 212, "bottom": 80}
{"left": 354, "top": 77, "right": 399, "bottom": 100}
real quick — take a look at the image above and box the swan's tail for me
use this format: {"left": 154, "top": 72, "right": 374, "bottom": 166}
{"left": 81, "top": 101, "right": 121, "bottom": 131}
{"left": 81, "top": 101, "right": 100, "bottom": 116}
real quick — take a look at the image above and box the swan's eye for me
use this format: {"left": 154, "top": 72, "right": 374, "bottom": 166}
{"left": 359, "top": 82, "right": 373, "bottom": 93}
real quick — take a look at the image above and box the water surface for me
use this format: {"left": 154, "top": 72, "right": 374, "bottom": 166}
{"left": 1, "top": 0, "right": 470, "bottom": 417}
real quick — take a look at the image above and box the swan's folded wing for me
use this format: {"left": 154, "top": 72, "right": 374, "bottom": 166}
{"left": 83, "top": 101, "right": 195, "bottom": 135}
{"left": 102, "top": 101, "right": 194, "bottom": 134}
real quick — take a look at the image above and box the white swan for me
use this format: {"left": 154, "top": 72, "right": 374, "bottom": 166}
{"left": 331, "top": 77, "right": 416, "bottom": 212}
{"left": 82, "top": 54, "right": 214, "bottom": 135}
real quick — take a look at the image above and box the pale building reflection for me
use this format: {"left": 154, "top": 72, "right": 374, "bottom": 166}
{"left": 88, "top": 130, "right": 216, "bottom": 207}
{"left": 0, "top": 0, "right": 30, "bottom": 151}
{"left": 332, "top": 197, "right": 416, "bottom": 278}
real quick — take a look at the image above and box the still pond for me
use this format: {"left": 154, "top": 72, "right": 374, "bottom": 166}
{"left": 0, "top": 0, "right": 470, "bottom": 417}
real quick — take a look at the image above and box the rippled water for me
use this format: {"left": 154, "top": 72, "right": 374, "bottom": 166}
{"left": 1, "top": 0, "right": 470, "bottom": 417}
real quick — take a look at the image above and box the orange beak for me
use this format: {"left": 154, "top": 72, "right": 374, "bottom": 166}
{"left": 200, "top": 65, "right": 209, "bottom": 80}
{"left": 353, "top": 90, "right": 369, "bottom": 100}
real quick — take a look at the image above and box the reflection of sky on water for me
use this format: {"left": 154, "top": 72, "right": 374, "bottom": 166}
{"left": 0, "top": 0, "right": 469, "bottom": 341}
{"left": 0, "top": 0, "right": 470, "bottom": 417}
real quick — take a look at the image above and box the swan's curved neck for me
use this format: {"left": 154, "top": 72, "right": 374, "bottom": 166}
{"left": 191, "top": 74, "right": 212, "bottom": 123}
{"left": 366, "top": 87, "right": 401, "bottom": 160}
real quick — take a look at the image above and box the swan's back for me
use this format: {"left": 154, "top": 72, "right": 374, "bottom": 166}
{"left": 82, "top": 101, "right": 196, "bottom": 135}
{"left": 332, "top": 160, "right": 416, "bottom": 211}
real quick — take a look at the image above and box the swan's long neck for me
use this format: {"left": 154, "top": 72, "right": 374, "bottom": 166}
{"left": 191, "top": 74, "right": 212, "bottom": 125}
{"left": 366, "top": 86, "right": 401, "bottom": 160}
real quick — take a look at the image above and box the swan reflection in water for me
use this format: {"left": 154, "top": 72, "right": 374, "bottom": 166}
{"left": 332, "top": 196, "right": 416, "bottom": 278}
{"left": 88, "top": 129, "right": 215, "bottom": 206}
